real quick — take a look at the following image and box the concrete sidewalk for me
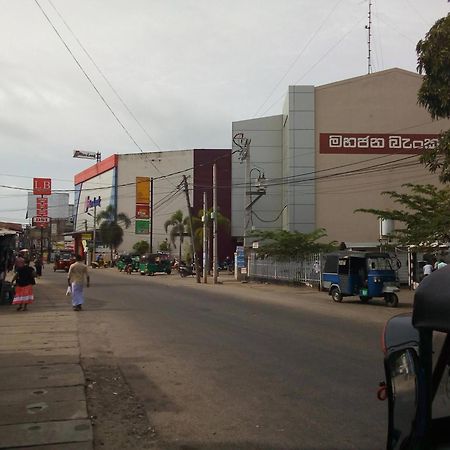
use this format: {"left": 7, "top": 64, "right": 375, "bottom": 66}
{"left": 0, "top": 276, "right": 92, "bottom": 449}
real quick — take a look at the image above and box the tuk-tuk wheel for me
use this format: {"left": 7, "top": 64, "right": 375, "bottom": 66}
{"left": 359, "top": 296, "right": 371, "bottom": 303}
{"left": 384, "top": 293, "right": 399, "bottom": 308}
{"left": 330, "top": 287, "right": 343, "bottom": 303}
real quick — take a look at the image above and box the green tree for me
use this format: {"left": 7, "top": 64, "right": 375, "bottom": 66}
{"left": 164, "top": 210, "right": 189, "bottom": 262}
{"left": 97, "top": 205, "right": 131, "bottom": 260}
{"left": 356, "top": 184, "right": 450, "bottom": 248}
{"left": 132, "top": 240, "right": 150, "bottom": 255}
{"left": 250, "top": 228, "right": 336, "bottom": 260}
{"left": 190, "top": 208, "right": 230, "bottom": 252}
{"left": 416, "top": 13, "right": 450, "bottom": 182}
{"left": 158, "top": 238, "right": 171, "bottom": 253}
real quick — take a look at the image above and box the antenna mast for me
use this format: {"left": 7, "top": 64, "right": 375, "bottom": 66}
{"left": 365, "top": 0, "right": 373, "bottom": 74}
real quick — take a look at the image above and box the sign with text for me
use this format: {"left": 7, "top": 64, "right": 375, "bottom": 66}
{"left": 135, "top": 219, "right": 150, "bottom": 235}
{"left": 36, "top": 197, "right": 48, "bottom": 217}
{"left": 136, "top": 177, "right": 150, "bottom": 204}
{"left": 136, "top": 204, "right": 150, "bottom": 219}
{"left": 320, "top": 133, "right": 440, "bottom": 154}
{"left": 33, "top": 178, "right": 52, "bottom": 195}
{"left": 73, "top": 150, "right": 97, "bottom": 160}
{"left": 33, "top": 216, "right": 50, "bottom": 228}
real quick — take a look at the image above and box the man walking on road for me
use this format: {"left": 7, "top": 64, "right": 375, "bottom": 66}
{"left": 68, "top": 254, "right": 90, "bottom": 311}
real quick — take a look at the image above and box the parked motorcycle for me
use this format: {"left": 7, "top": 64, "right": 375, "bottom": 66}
{"left": 178, "top": 263, "right": 196, "bottom": 277}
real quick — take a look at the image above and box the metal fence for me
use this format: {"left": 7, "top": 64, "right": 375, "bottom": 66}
{"left": 248, "top": 253, "right": 322, "bottom": 287}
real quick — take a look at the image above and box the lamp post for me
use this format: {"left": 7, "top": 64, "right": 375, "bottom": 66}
{"left": 245, "top": 167, "right": 267, "bottom": 247}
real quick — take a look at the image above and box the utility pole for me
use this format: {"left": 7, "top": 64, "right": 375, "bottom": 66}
{"left": 202, "top": 191, "right": 208, "bottom": 284}
{"left": 212, "top": 163, "right": 218, "bottom": 284}
{"left": 150, "top": 177, "right": 154, "bottom": 253}
{"left": 182, "top": 175, "right": 201, "bottom": 283}
{"left": 92, "top": 202, "right": 97, "bottom": 264}
{"left": 365, "top": 0, "right": 373, "bottom": 74}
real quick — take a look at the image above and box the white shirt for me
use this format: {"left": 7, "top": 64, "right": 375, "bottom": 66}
{"left": 423, "top": 264, "right": 433, "bottom": 276}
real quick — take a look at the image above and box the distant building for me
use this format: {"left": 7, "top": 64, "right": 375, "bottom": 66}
{"left": 232, "top": 68, "right": 450, "bottom": 249}
{"left": 72, "top": 150, "right": 233, "bottom": 262}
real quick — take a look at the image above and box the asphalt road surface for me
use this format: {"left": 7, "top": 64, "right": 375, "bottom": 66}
{"left": 50, "top": 267, "right": 413, "bottom": 450}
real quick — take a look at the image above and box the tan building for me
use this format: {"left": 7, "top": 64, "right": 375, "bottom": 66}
{"left": 232, "top": 68, "right": 449, "bottom": 249}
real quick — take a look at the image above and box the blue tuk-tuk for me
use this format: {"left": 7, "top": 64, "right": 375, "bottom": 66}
{"left": 322, "top": 251, "right": 400, "bottom": 307}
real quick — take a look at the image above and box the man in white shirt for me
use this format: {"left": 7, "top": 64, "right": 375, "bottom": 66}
{"left": 423, "top": 262, "right": 433, "bottom": 277}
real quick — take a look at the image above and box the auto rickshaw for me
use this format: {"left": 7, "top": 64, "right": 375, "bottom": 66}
{"left": 117, "top": 254, "right": 140, "bottom": 273}
{"left": 379, "top": 265, "right": 450, "bottom": 449}
{"left": 53, "top": 251, "right": 76, "bottom": 272}
{"left": 322, "top": 251, "right": 400, "bottom": 307}
{"left": 139, "top": 253, "right": 172, "bottom": 276}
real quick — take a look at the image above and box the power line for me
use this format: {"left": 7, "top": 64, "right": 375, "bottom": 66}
{"left": 253, "top": 0, "right": 345, "bottom": 117}
{"left": 34, "top": 0, "right": 145, "bottom": 153}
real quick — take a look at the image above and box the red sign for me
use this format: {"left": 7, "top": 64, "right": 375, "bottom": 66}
{"left": 33, "top": 216, "right": 50, "bottom": 228}
{"left": 36, "top": 198, "right": 48, "bottom": 217}
{"left": 320, "top": 133, "right": 440, "bottom": 154}
{"left": 33, "top": 178, "right": 52, "bottom": 195}
{"left": 136, "top": 204, "right": 150, "bottom": 219}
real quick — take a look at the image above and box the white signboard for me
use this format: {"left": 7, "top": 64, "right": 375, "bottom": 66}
{"left": 73, "top": 150, "right": 97, "bottom": 160}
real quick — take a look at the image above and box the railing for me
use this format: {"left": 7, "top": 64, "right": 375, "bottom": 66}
{"left": 248, "top": 253, "right": 322, "bottom": 287}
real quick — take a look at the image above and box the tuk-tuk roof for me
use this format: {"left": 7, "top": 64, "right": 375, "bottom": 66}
{"left": 413, "top": 265, "right": 450, "bottom": 333}
{"left": 326, "top": 251, "right": 391, "bottom": 259}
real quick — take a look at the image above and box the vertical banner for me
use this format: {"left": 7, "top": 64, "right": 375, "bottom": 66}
{"left": 136, "top": 177, "right": 150, "bottom": 203}
{"left": 135, "top": 177, "right": 150, "bottom": 234}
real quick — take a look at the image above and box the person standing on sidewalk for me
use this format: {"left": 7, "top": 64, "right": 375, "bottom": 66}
{"left": 68, "top": 254, "right": 90, "bottom": 311}
{"left": 12, "top": 260, "right": 36, "bottom": 311}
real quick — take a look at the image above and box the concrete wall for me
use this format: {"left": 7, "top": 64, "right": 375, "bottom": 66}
{"left": 282, "top": 85, "right": 315, "bottom": 233}
{"left": 231, "top": 115, "right": 283, "bottom": 238}
{"left": 314, "top": 68, "right": 449, "bottom": 246}
{"left": 117, "top": 151, "right": 193, "bottom": 255}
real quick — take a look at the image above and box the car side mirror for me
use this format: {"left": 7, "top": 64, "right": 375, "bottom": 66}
{"left": 386, "top": 348, "right": 419, "bottom": 450}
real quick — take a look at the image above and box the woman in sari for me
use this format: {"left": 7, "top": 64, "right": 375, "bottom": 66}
{"left": 12, "top": 260, "right": 36, "bottom": 311}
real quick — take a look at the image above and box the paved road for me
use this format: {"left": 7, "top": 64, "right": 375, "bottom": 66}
{"left": 51, "top": 267, "right": 414, "bottom": 450}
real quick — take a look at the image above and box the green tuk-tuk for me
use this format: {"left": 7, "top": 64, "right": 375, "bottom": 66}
{"left": 117, "top": 254, "right": 140, "bottom": 273}
{"left": 139, "top": 253, "right": 172, "bottom": 276}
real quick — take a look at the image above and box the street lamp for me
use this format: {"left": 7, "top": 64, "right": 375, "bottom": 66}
{"left": 244, "top": 167, "right": 267, "bottom": 246}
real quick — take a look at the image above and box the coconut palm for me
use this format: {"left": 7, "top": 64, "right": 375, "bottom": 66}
{"left": 164, "top": 210, "right": 189, "bottom": 262}
{"left": 190, "top": 208, "right": 230, "bottom": 271}
{"left": 96, "top": 205, "right": 131, "bottom": 260}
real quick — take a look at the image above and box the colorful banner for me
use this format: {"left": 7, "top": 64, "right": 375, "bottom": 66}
{"left": 135, "top": 219, "right": 150, "bottom": 235}
{"left": 136, "top": 177, "right": 150, "bottom": 203}
{"left": 33, "top": 178, "right": 52, "bottom": 195}
{"left": 136, "top": 204, "right": 150, "bottom": 219}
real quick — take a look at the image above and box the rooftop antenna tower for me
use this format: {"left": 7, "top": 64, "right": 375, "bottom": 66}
{"left": 365, "top": 0, "right": 373, "bottom": 74}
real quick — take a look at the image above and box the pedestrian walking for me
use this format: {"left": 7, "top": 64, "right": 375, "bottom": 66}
{"left": 68, "top": 254, "right": 90, "bottom": 311}
{"left": 34, "top": 255, "right": 43, "bottom": 277}
{"left": 12, "top": 260, "right": 36, "bottom": 311}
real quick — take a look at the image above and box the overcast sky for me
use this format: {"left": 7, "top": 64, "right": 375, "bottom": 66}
{"left": 1, "top": 0, "right": 449, "bottom": 224}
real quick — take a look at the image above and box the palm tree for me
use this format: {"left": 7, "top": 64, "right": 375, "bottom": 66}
{"left": 190, "top": 208, "right": 230, "bottom": 271}
{"left": 164, "top": 210, "right": 189, "bottom": 262}
{"left": 96, "top": 205, "right": 131, "bottom": 261}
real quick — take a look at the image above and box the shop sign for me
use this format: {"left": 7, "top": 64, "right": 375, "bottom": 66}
{"left": 33, "top": 178, "right": 52, "bottom": 195}
{"left": 33, "top": 216, "right": 50, "bottom": 228}
{"left": 236, "top": 245, "right": 245, "bottom": 268}
{"left": 84, "top": 196, "right": 101, "bottom": 212}
{"left": 135, "top": 219, "right": 150, "bottom": 235}
{"left": 320, "top": 133, "right": 440, "bottom": 154}
{"left": 136, "top": 204, "right": 150, "bottom": 219}
{"left": 136, "top": 177, "right": 150, "bottom": 204}
{"left": 36, "top": 197, "right": 48, "bottom": 217}
{"left": 73, "top": 150, "right": 97, "bottom": 159}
